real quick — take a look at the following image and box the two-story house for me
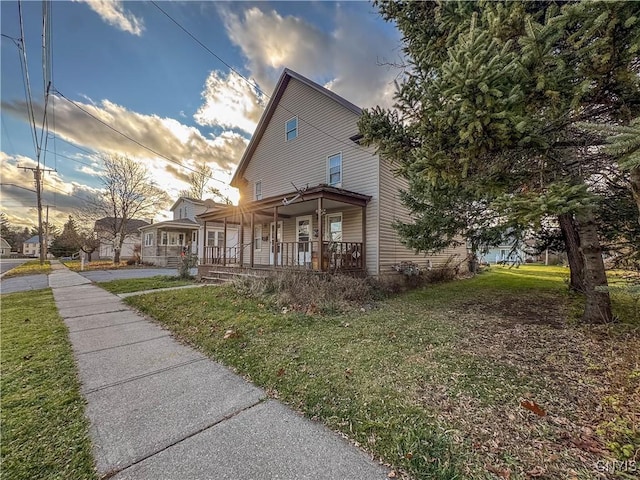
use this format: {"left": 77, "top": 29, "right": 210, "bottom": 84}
{"left": 196, "top": 68, "right": 467, "bottom": 277}
{"left": 139, "top": 197, "right": 237, "bottom": 267}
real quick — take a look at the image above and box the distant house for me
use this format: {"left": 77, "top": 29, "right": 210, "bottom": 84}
{"left": 0, "top": 238, "right": 11, "bottom": 256}
{"left": 139, "top": 197, "right": 234, "bottom": 267}
{"left": 94, "top": 217, "right": 149, "bottom": 261}
{"left": 22, "top": 235, "right": 48, "bottom": 257}
{"left": 196, "top": 68, "right": 467, "bottom": 277}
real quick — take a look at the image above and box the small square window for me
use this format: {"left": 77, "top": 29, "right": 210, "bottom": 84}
{"left": 255, "top": 180, "right": 262, "bottom": 200}
{"left": 286, "top": 117, "right": 298, "bottom": 141}
{"left": 327, "top": 153, "right": 342, "bottom": 187}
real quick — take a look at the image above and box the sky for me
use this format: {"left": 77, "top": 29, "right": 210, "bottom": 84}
{"left": 0, "top": 0, "right": 404, "bottom": 230}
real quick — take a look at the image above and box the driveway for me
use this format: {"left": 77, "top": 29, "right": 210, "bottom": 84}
{"left": 0, "top": 274, "right": 49, "bottom": 294}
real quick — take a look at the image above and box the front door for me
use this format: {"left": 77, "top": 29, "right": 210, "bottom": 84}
{"left": 269, "top": 221, "right": 283, "bottom": 265}
{"left": 296, "top": 216, "right": 312, "bottom": 266}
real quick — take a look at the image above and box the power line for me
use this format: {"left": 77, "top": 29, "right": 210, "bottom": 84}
{"left": 53, "top": 88, "right": 230, "bottom": 186}
{"left": 17, "top": 0, "right": 39, "bottom": 156}
{"left": 149, "top": 1, "right": 370, "bottom": 159}
{"left": 44, "top": 149, "right": 99, "bottom": 169}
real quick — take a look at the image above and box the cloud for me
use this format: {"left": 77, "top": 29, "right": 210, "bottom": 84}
{"left": 219, "top": 5, "right": 404, "bottom": 109}
{"left": 194, "top": 70, "right": 265, "bottom": 135}
{"left": 0, "top": 152, "right": 101, "bottom": 228}
{"left": 2, "top": 95, "right": 246, "bottom": 173}
{"left": 76, "top": 0, "right": 144, "bottom": 36}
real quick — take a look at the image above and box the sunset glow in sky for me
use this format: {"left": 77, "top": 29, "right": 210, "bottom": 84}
{"left": 1, "top": 1, "right": 402, "bottom": 228}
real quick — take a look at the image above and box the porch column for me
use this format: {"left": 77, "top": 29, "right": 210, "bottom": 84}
{"left": 202, "top": 221, "right": 207, "bottom": 264}
{"left": 239, "top": 212, "right": 244, "bottom": 267}
{"left": 273, "top": 206, "right": 278, "bottom": 268}
{"left": 223, "top": 217, "right": 227, "bottom": 266}
{"left": 317, "top": 197, "right": 324, "bottom": 271}
{"left": 361, "top": 205, "right": 367, "bottom": 271}
{"left": 250, "top": 212, "right": 255, "bottom": 268}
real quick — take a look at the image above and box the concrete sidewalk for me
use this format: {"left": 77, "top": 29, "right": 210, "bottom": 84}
{"left": 49, "top": 262, "right": 389, "bottom": 479}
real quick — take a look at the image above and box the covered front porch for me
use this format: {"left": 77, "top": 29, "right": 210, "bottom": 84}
{"left": 196, "top": 185, "right": 371, "bottom": 275}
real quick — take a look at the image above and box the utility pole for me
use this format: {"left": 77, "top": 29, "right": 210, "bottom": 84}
{"left": 18, "top": 165, "right": 54, "bottom": 264}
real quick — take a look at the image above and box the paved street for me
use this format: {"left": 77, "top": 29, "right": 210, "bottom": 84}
{"left": 0, "top": 258, "right": 29, "bottom": 275}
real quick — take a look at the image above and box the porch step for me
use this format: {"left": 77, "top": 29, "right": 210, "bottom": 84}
{"left": 201, "top": 270, "right": 263, "bottom": 284}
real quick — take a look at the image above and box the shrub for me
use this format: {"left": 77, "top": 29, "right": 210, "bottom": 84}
{"left": 233, "top": 270, "right": 376, "bottom": 314}
{"left": 177, "top": 252, "right": 198, "bottom": 279}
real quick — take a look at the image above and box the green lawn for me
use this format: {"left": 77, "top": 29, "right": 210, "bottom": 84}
{"left": 97, "top": 275, "right": 196, "bottom": 294}
{"left": 63, "top": 260, "right": 129, "bottom": 271}
{"left": 2, "top": 260, "right": 51, "bottom": 278}
{"left": 125, "top": 265, "right": 639, "bottom": 479}
{"left": 1, "top": 290, "right": 96, "bottom": 480}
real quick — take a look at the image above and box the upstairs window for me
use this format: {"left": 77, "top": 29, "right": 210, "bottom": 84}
{"left": 144, "top": 233, "right": 154, "bottom": 246}
{"left": 255, "top": 180, "right": 262, "bottom": 200}
{"left": 285, "top": 117, "right": 298, "bottom": 141}
{"left": 327, "top": 153, "right": 342, "bottom": 187}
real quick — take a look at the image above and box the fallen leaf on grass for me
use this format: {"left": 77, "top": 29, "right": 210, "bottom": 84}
{"left": 570, "top": 435, "right": 604, "bottom": 454}
{"left": 520, "top": 400, "right": 546, "bottom": 416}
{"left": 387, "top": 471, "right": 397, "bottom": 478}
{"left": 526, "top": 466, "right": 546, "bottom": 477}
{"left": 485, "top": 463, "right": 511, "bottom": 479}
{"left": 277, "top": 368, "right": 285, "bottom": 377}
{"left": 223, "top": 329, "right": 238, "bottom": 339}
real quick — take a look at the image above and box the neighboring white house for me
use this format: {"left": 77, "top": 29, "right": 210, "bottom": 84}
{"left": 23, "top": 235, "right": 43, "bottom": 257}
{"left": 94, "top": 217, "right": 149, "bottom": 261}
{"left": 196, "top": 68, "right": 467, "bottom": 277}
{"left": 0, "top": 237, "right": 11, "bottom": 256}
{"left": 139, "top": 197, "right": 236, "bottom": 267}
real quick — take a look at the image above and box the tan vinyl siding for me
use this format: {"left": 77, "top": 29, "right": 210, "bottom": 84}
{"left": 378, "top": 157, "right": 467, "bottom": 273}
{"left": 239, "top": 77, "right": 379, "bottom": 273}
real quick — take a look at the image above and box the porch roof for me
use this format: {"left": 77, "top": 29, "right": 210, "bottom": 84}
{"left": 196, "top": 185, "right": 371, "bottom": 223}
{"left": 139, "top": 218, "right": 199, "bottom": 232}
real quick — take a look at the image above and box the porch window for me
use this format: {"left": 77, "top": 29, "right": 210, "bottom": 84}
{"left": 285, "top": 117, "right": 298, "bottom": 141}
{"left": 178, "top": 233, "right": 185, "bottom": 246}
{"left": 144, "top": 232, "right": 154, "bottom": 246}
{"left": 254, "top": 224, "right": 262, "bottom": 250}
{"left": 207, "top": 230, "right": 225, "bottom": 247}
{"left": 327, "top": 153, "right": 342, "bottom": 187}
{"left": 325, "top": 213, "right": 343, "bottom": 242}
{"left": 169, "top": 233, "right": 178, "bottom": 246}
{"left": 192, "top": 231, "right": 197, "bottom": 243}
{"left": 161, "top": 232, "right": 168, "bottom": 245}
{"left": 255, "top": 180, "right": 262, "bottom": 200}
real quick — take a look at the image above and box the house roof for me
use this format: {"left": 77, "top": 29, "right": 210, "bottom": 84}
{"left": 169, "top": 196, "right": 206, "bottom": 212}
{"left": 1, "top": 238, "right": 11, "bottom": 248}
{"left": 197, "top": 184, "right": 371, "bottom": 222}
{"left": 94, "top": 217, "right": 150, "bottom": 234}
{"left": 138, "top": 218, "right": 199, "bottom": 231}
{"left": 24, "top": 235, "right": 40, "bottom": 244}
{"left": 230, "top": 68, "right": 363, "bottom": 188}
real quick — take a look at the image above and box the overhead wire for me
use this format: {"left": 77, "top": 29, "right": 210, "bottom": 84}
{"left": 17, "top": 0, "right": 40, "bottom": 158}
{"left": 53, "top": 88, "right": 231, "bottom": 187}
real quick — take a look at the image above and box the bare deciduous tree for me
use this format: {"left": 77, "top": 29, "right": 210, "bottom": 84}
{"left": 85, "top": 154, "right": 169, "bottom": 264}
{"left": 178, "top": 162, "right": 233, "bottom": 204}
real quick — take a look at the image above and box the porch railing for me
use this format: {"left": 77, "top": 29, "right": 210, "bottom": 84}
{"left": 203, "top": 241, "right": 364, "bottom": 272}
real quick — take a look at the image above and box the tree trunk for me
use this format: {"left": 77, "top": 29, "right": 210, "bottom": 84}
{"left": 575, "top": 208, "right": 613, "bottom": 323}
{"left": 630, "top": 166, "right": 640, "bottom": 226}
{"left": 114, "top": 248, "right": 121, "bottom": 264}
{"left": 558, "top": 213, "right": 586, "bottom": 293}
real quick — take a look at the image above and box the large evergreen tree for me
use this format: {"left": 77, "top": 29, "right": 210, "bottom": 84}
{"left": 359, "top": 1, "right": 640, "bottom": 323}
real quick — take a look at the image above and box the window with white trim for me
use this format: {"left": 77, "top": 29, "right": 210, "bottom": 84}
{"left": 285, "top": 117, "right": 298, "bottom": 141}
{"left": 255, "top": 180, "right": 262, "bottom": 200}
{"left": 327, "top": 153, "right": 342, "bottom": 187}
{"left": 144, "top": 232, "right": 154, "bottom": 246}
{"left": 325, "top": 213, "right": 343, "bottom": 242}
{"left": 161, "top": 232, "right": 168, "bottom": 245}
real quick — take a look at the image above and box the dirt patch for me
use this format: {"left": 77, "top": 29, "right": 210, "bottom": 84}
{"left": 419, "top": 295, "right": 639, "bottom": 479}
